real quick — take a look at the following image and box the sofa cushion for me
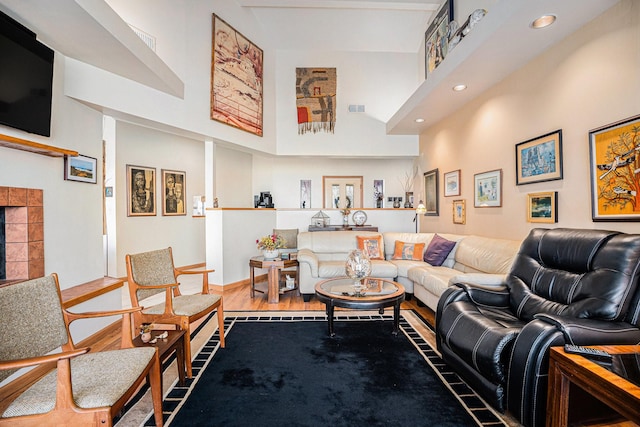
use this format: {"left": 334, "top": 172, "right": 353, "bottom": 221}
{"left": 357, "top": 234, "right": 384, "bottom": 260}
{"left": 408, "top": 265, "right": 461, "bottom": 298}
{"left": 392, "top": 241, "right": 425, "bottom": 260}
{"left": 424, "top": 234, "right": 456, "bottom": 266}
{"left": 317, "top": 260, "right": 397, "bottom": 279}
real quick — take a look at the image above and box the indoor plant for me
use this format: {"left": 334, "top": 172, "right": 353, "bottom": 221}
{"left": 256, "top": 233, "right": 286, "bottom": 259}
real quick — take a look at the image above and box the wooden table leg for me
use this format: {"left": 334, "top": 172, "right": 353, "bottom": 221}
{"left": 392, "top": 301, "right": 401, "bottom": 335}
{"left": 267, "top": 265, "right": 280, "bottom": 303}
{"left": 327, "top": 302, "right": 335, "bottom": 337}
{"left": 250, "top": 265, "right": 256, "bottom": 298}
{"left": 176, "top": 333, "right": 186, "bottom": 385}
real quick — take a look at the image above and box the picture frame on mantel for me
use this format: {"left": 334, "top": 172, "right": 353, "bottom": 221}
{"left": 425, "top": 0, "right": 454, "bottom": 79}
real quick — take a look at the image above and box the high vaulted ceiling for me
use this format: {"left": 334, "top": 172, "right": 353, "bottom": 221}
{"left": 236, "top": 0, "right": 442, "bottom": 53}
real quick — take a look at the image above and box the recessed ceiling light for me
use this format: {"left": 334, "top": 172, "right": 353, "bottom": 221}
{"left": 452, "top": 84, "right": 467, "bottom": 91}
{"left": 415, "top": 118, "right": 425, "bottom": 123}
{"left": 531, "top": 14, "right": 556, "bottom": 29}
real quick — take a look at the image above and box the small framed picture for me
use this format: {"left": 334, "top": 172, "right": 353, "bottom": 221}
{"left": 425, "top": 0, "right": 453, "bottom": 78}
{"left": 589, "top": 114, "right": 640, "bottom": 221}
{"left": 374, "top": 179, "right": 384, "bottom": 208}
{"left": 162, "top": 169, "right": 186, "bottom": 216}
{"left": 300, "top": 179, "right": 311, "bottom": 209}
{"left": 127, "top": 165, "right": 156, "bottom": 216}
{"left": 452, "top": 199, "right": 466, "bottom": 224}
{"left": 444, "top": 169, "right": 461, "bottom": 197}
{"left": 515, "top": 130, "right": 563, "bottom": 185}
{"left": 474, "top": 169, "right": 502, "bottom": 208}
{"left": 424, "top": 168, "right": 439, "bottom": 216}
{"left": 64, "top": 154, "right": 97, "bottom": 184}
{"left": 527, "top": 191, "right": 558, "bottom": 223}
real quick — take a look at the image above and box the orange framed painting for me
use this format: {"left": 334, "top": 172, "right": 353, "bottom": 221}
{"left": 589, "top": 114, "right": 640, "bottom": 221}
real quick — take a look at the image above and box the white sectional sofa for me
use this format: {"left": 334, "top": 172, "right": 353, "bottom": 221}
{"left": 297, "top": 230, "right": 522, "bottom": 311}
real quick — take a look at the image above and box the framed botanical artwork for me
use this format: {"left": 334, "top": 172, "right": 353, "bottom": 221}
{"left": 589, "top": 114, "right": 640, "bottom": 221}
{"left": 527, "top": 191, "right": 558, "bottom": 223}
{"left": 300, "top": 179, "right": 311, "bottom": 209}
{"left": 127, "top": 165, "right": 156, "bottom": 216}
{"left": 474, "top": 169, "right": 502, "bottom": 208}
{"left": 444, "top": 169, "right": 461, "bottom": 197}
{"left": 64, "top": 154, "right": 97, "bottom": 184}
{"left": 515, "top": 130, "right": 563, "bottom": 185}
{"left": 425, "top": 0, "right": 453, "bottom": 78}
{"left": 211, "top": 14, "right": 263, "bottom": 136}
{"left": 452, "top": 199, "right": 466, "bottom": 224}
{"left": 162, "top": 169, "right": 186, "bottom": 216}
{"left": 424, "top": 168, "right": 439, "bottom": 216}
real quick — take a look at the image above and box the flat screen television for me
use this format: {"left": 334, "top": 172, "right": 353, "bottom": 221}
{"left": 0, "top": 11, "right": 54, "bottom": 137}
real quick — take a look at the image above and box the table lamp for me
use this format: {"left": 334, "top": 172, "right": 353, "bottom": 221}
{"left": 414, "top": 201, "right": 427, "bottom": 233}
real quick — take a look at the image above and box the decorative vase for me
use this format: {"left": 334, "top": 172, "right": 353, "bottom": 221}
{"left": 345, "top": 249, "right": 372, "bottom": 295}
{"left": 141, "top": 332, "right": 152, "bottom": 343}
{"left": 262, "top": 249, "right": 279, "bottom": 260}
{"left": 343, "top": 215, "right": 349, "bottom": 226}
{"left": 393, "top": 198, "right": 401, "bottom": 208}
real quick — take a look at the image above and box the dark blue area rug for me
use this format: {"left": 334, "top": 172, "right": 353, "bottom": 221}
{"left": 142, "top": 313, "right": 507, "bottom": 427}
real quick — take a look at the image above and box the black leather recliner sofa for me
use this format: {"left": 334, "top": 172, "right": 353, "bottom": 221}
{"left": 436, "top": 228, "right": 640, "bottom": 427}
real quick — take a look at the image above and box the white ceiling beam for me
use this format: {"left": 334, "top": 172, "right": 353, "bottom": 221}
{"left": 236, "top": 0, "right": 440, "bottom": 12}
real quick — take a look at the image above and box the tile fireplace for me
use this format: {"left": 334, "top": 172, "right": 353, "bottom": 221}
{"left": 0, "top": 186, "right": 44, "bottom": 284}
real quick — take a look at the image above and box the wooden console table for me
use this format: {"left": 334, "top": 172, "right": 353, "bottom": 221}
{"left": 249, "top": 256, "right": 299, "bottom": 304}
{"left": 547, "top": 345, "right": 640, "bottom": 426}
{"left": 308, "top": 225, "right": 378, "bottom": 232}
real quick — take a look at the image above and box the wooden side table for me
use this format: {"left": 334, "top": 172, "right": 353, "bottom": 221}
{"left": 547, "top": 345, "right": 640, "bottom": 427}
{"left": 249, "top": 256, "right": 299, "bottom": 303}
{"left": 133, "top": 328, "right": 187, "bottom": 389}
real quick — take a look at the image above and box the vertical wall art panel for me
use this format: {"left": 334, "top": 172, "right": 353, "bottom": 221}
{"left": 296, "top": 68, "right": 337, "bottom": 134}
{"left": 211, "top": 14, "right": 263, "bottom": 136}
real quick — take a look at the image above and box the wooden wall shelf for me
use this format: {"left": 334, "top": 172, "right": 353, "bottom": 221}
{"left": 0, "top": 133, "right": 78, "bottom": 158}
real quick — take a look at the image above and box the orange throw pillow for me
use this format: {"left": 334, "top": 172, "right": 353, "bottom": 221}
{"left": 356, "top": 235, "right": 384, "bottom": 260}
{"left": 392, "top": 241, "right": 425, "bottom": 261}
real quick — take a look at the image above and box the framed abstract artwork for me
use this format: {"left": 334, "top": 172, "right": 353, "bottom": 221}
{"left": 211, "top": 14, "right": 263, "bottom": 136}
{"left": 515, "top": 130, "right": 563, "bottom": 185}
{"left": 444, "top": 169, "right": 461, "bottom": 196}
{"left": 474, "top": 169, "right": 502, "bottom": 208}
{"left": 527, "top": 191, "right": 557, "bottom": 223}
{"left": 300, "top": 179, "right": 311, "bottom": 209}
{"left": 424, "top": 168, "right": 439, "bottom": 216}
{"left": 64, "top": 154, "right": 97, "bottom": 184}
{"left": 589, "top": 114, "right": 640, "bottom": 221}
{"left": 162, "top": 169, "right": 186, "bottom": 216}
{"left": 425, "top": 0, "right": 453, "bottom": 78}
{"left": 127, "top": 165, "right": 156, "bottom": 217}
{"left": 452, "top": 199, "right": 466, "bottom": 224}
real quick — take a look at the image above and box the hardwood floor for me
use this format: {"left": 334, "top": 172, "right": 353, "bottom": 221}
{"left": 223, "top": 279, "right": 436, "bottom": 327}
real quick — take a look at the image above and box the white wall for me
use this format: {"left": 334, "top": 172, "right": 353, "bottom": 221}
{"left": 114, "top": 121, "right": 206, "bottom": 277}
{"left": 417, "top": 0, "right": 640, "bottom": 240}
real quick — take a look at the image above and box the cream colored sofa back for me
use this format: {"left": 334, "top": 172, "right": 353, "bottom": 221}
{"left": 382, "top": 232, "right": 465, "bottom": 267}
{"left": 297, "top": 231, "right": 380, "bottom": 259}
{"left": 453, "top": 235, "right": 521, "bottom": 274}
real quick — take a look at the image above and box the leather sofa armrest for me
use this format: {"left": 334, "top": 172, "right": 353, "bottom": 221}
{"left": 453, "top": 282, "right": 510, "bottom": 308}
{"left": 534, "top": 313, "right": 640, "bottom": 345}
{"left": 297, "top": 249, "right": 319, "bottom": 277}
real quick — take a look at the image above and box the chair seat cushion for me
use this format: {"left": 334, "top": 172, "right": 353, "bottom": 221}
{"left": 439, "top": 300, "right": 525, "bottom": 384}
{"left": 3, "top": 347, "right": 156, "bottom": 417}
{"left": 143, "top": 293, "right": 221, "bottom": 316}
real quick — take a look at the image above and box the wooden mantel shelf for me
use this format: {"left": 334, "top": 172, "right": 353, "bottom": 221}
{"left": 0, "top": 133, "right": 78, "bottom": 158}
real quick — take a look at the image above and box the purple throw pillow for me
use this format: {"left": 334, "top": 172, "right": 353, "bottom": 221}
{"left": 423, "top": 234, "right": 456, "bottom": 266}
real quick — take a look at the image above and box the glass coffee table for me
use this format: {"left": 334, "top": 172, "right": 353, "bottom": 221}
{"left": 315, "top": 277, "right": 405, "bottom": 337}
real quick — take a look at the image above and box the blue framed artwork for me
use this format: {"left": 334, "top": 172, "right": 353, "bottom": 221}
{"left": 515, "top": 129, "right": 563, "bottom": 185}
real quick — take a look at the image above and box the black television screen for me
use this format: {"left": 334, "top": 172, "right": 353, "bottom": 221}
{"left": 0, "top": 11, "right": 54, "bottom": 137}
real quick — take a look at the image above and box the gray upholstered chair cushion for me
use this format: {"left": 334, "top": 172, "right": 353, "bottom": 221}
{"left": 2, "top": 347, "right": 156, "bottom": 417}
{"left": 143, "top": 293, "right": 222, "bottom": 316}
{"left": 0, "top": 276, "right": 69, "bottom": 383}
{"left": 128, "top": 248, "right": 177, "bottom": 301}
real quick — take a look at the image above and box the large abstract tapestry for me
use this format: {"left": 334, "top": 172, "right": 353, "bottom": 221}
{"left": 296, "top": 68, "right": 336, "bottom": 134}
{"left": 211, "top": 14, "right": 263, "bottom": 136}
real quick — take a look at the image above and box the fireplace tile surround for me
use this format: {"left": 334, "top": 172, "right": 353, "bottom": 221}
{"left": 0, "top": 186, "right": 44, "bottom": 283}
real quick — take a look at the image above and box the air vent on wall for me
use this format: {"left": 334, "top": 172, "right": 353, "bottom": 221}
{"left": 128, "top": 24, "right": 156, "bottom": 52}
{"left": 348, "top": 104, "right": 365, "bottom": 113}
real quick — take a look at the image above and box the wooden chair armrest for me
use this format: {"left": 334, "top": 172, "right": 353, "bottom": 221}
{"left": 64, "top": 306, "right": 142, "bottom": 322}
{"left": 175, "top": 267, "right": 214, "bottom": 295}
{"left": 0, "top": 348, "right": 89, "bottom": 371}
{"left": 135, "top": 282, "right": 179, "bottom": 290}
